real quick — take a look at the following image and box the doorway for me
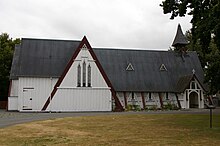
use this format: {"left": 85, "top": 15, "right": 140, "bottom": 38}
{"left": 22, "top": 88, "right": 34, "bottom": 110}
{"left": 189, "top": 92, "right": 199, "bottom": 108}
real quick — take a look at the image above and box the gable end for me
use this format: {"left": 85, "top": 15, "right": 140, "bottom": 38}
{"left": 42, "top": 36, "right": 123, "bottom": 111}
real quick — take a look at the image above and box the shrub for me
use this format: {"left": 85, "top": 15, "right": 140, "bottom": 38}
{"left": 163, "top": 102, "right": 178, "bottom": 110}
{"left": 146, "top": 105, "right": 157, "bottom": 110}
{"left": 126, "top": 104, "right": 141, "bottom": 111}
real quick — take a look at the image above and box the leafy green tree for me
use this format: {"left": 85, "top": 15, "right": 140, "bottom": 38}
{"left": 0, "top": 33, "right": 20, "bottom": 100}
{"left": 185, "top": 30, "right": 205, "bottom": 67}
{"left": 185, "top": 30, "right": 220, "bottom": 94}
{"left": 161, "top": 0, "right": 220, "bottom": 94}
{"left": 205, "top": 41, "right": 220, "bottom": 94}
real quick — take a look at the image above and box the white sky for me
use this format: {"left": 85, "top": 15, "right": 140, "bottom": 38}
{"left": 0, "top": 0, "right": 192, "bottom": 50}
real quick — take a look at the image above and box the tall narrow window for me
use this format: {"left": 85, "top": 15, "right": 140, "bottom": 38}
{"left": 149, "top": 93, "right": 152, "bottom": 100}
{"left": 191, "top": 81, "right": 196, "bottom": 89}
{"left": 131, "top": 92, "right": 134, "bottom": 100}
{"left": 83, "top": 61, "right": 86, "bottom": 87}
{"left": 88, "top": 64, "right": 91, "bottom": 87}
{"left": 77, "top": 64, "right": 81, "bottom": 87}
{"left": 186, "top": 90, "right": 188, "bottom": 101}
{"left": 166, "top": 92, "right": 169, "bottom": 100}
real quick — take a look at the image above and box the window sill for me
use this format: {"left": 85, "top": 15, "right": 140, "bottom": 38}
{"left": 57, "top": 86, "right": 111, "bottom": 90}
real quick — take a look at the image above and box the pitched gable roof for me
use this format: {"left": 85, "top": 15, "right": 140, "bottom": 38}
{"left": 94, "top": 48, "right": 205, "bottom": 92}
{"left": 10, "top": 38, "right": 81, "bottom": 79}
{"left": 10, "top": 44, "right": 21, "bottom": 79}
{"left": 176, "top": 74, "right": 208, "bottom": 93}
{"left": 175, "top": 75, "right": 193, "bottom": 92}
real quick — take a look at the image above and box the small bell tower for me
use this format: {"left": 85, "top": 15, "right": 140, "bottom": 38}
{"left": 172, "top": 24, "right": 188, "bottom": 52}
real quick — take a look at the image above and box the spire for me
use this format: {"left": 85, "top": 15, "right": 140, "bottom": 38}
{"left": 172, "top": 24, "right": 188, "bottom": 48}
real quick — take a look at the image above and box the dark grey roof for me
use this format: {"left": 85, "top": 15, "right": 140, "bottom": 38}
{"left": 172, "top": 24, "right": 188, "bottom": 47}
{"left": 10, "top": 38, "right": 80, "bottom": 79}
{"left": 175, "top": 75, "right": 194, "bottom": 92}
{"left": 10, "top": 38, "right": 205, "bottom": 92}
{"left": 94, "top": 48, "right": 205, "bottom": 92}
{"left": 175, "top": 74, "right": 208, "bottom": 92}
{"left": 10, "top": 44, "right": 21, "bottom": 79}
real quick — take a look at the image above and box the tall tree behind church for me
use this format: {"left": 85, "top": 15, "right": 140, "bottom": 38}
{"left": 160, "top": 0, "right": 220, "bottom": 94}
{"left": 0, "top": 33, "right": 20, "bottom": 101}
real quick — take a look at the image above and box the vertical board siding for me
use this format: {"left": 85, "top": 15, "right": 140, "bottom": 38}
{"left": 51, "top": 88, "right": 111, "bottom": 111}
{"left": 61, "top": 47, "right": 108, "bottom": 88}
{"left": 169, "top": 93, "right": 178, "bottom": 106}
{"left": 135, "top": 93, "right": 143, "bottom": 109}
{"left": 8, "top": 80, "right": 19, "bottom": 110}
{"left": 10, "top": 80, "right": 18, "bottom": 97}
{"left": 116, "top": 92, "right": 181, "bottom": 110}
{"left": 8, "top": 97, "right": 18, "bottom": 110}
{"left": 117, "top": 92, "right": 125, "bottom": 108}
{"left": 18, "top": 77, "right": 58, "bottom": 111}
{"left": 152, "top": 93, "right": 160, "bottom": 108}
{"left": 126, "top": 92, "right": 132, "bottom": 105}
{"left": 200, "top": 91, "right": 204, "bottom": 108}
{"left": 50, "top": 44, "right": 112, "bottom": 111}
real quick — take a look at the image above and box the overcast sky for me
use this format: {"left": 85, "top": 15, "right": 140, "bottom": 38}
{"left": 0, "top": 0, "right": 192, "bottom": 50}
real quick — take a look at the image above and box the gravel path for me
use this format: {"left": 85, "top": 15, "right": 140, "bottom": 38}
{"left": 0, "top": 108, "right": 219, "bottom": 128}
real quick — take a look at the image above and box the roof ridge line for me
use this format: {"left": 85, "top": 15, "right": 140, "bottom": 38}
{"left": 93, "top": 48, "right": 169, "bottom": 52}
{"left": 22, "top": 38, "right": 81, "bottom": 42}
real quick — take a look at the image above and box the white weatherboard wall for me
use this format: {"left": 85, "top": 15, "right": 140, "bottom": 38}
{"left": 178, "top": 93, "right": 185, "bottom": 108}
{"left": 17, "top": 77, "right": 58, "bottom": 111}
{"left": 117, "top": 92, "right": 125, "bottom": 108}
{"left": 48, "top": 45, "right": 112, "bottom": 111}
{"left": 134, "top": 93, "right": 143, "bottom": 109}
{"left": 116, "top": 92, "right": 183, "bottom": 110}
{"left": 8, "top": 80, "right": 19, "bottom": 110}
{"left": 51, "top": 88, "right": 111, "bottom": 111}
{"left": 161, "top": 93, "right": 178, "bottom": 106}
{"left": 151, "top": 93, "right": 161, "bottom": 108}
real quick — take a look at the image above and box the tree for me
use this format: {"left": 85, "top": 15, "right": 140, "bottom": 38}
{"left": 160, "top": 0, "right": 220, "bottom": 94}
{"left": 0, "top": 33, "right": 20, "bottom": 100}
{"left": 185, "top": 30, "right": 220, "bottom": 94}
{"left": 205, "top": 46, "right": 220, "bottom": 94}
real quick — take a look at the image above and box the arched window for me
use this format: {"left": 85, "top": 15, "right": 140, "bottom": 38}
{"left": 83, "top": 61, "right": 86, "bottom": 87}
{"left": 88, "top": 64, "right": 91, "bottom": 87}
{"left": 77, "top": 64, "right": 81, "bottom": 87}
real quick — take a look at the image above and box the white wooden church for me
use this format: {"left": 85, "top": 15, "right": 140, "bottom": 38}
{"left": 8, "top": 25, "right": 207, "bottom": 112}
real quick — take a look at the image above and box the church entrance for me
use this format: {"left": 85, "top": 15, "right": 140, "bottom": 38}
{"left": 189, "top": 92, "right": 199, "bottom": 108}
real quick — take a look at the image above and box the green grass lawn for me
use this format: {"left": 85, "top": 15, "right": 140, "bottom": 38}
{"left": 0, "top": 114, "right": 220, "bottom": 146}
